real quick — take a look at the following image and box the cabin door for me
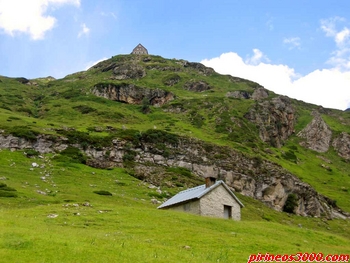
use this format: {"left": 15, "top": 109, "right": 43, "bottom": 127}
{"left": 224, "top": 205, "right": 232, "bottom": 219}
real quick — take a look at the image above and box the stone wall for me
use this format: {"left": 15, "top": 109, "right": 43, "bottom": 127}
{"left": 165, "top": 200, "right": 200, "bottom": 215}
{"left": 200, "top": 185, "right": 241, "bottom": 220}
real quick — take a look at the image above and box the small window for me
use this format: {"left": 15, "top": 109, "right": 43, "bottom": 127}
{"left": 224, "top": 205, "right": 232, "bottom": 219}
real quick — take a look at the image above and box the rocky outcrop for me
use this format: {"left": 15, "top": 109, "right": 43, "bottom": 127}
{"left": 182, "top": 61, "right": 215, "bottom": 76}
{"left": 0, "top": 132, "right": 347, "bottom": 219}
{"left": 184, "top": 81, "right": 211, "bottom": 92}
{"left": 332, "top": 132, "right": 350, "bottom": 159}
{"left": 245, "top": 96, "right": 296, "bottom": 147}
{"left": 112, "top": 63, "right": 146, "bottom": 80}
{"left": 251, "top": 87, "right": 269, "bottom": 100}
{"left": 226, "top": 91, "right": 250, "bottom": 99}
{"left": 0, "top": 133, "right": 68, "bottom": 153}
{"left": 92, "top": 83, "right": 174, "bottom": 106}
{"left": 91, "top": 59, "right": 146, "bottom": 80}
{"left": 226, "top": 87, "right": 268, "bottom": 101}
{"left": 297, "top": 112, "right": 332, "bottom": 152}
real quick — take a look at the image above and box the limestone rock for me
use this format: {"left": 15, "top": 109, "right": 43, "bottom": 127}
{"left": 332, "top": 132, "right": 350, "bottom": 159}
{"left": 297, "top": 112, "right": 332, "bottom": 152}
{"left": 183, "top": 61, "right": 215, "bottom": 76}
{"left": 112, "top": 63, "right": 146, "bottom": 80}
{"left": 226, "top": 91, "right": 250, "bottom": 99}
{"left": 245, "top": 96, "right": 296, "bottom": 147}
{"left": 251, "top": 87, "right": 269, "bottom": 100}
{"left": 184, "top": 81, "right": 211, "bottom": 92}
{"left": 92, "top": 83, "right": 174, "bottom": 106}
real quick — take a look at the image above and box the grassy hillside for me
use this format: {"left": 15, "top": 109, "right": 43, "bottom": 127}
{"left": 0, "top": 54, "right": 350, "bottom": 261}
{"left": 0, "top": 150, "right": 349, "bottom": 263}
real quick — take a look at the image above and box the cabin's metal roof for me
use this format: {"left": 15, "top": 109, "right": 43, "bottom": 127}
{"left": 157, "top": 180, "right": 244, "bottom": 209}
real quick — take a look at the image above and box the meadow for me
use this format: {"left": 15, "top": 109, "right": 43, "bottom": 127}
{"left": 0, "top": 150, "right": 349, "bottom": 263}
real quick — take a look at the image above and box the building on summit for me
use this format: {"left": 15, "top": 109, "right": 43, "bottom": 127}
{"left": 131, "top": 43, "right": 148, "bottom": 55}
{"left": 158, "top": 177, "right": 244, "bottom": 220}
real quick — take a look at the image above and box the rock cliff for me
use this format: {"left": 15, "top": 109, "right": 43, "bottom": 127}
{"left": 92, "top": 83, "right": 174, "bottom": 106}
{"left": 245, "top": 96, "right": 296, "bottom": 147}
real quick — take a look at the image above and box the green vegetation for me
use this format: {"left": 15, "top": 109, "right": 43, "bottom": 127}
{"left": 0, "top": 150, "right": 349, "bottom": 262}
{"left": 0, "top": 54, "right": 349, "bottom": 262}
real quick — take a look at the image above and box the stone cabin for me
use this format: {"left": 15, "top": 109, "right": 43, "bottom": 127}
{"left": 158, "top": 177, "right": 244, "bottom": 220}
{"left": 131, "top": 43, "right": 148, "bottom": 55}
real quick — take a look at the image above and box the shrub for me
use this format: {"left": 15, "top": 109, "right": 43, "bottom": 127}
{"left": 73, "top": 105, "right": 97, "bottom": 114}
{"left": 162, "top": 73, "right": 181, "bottom": 86}
{"left": 0, "top": 190, "right": 17, "bottom": 197}
{"left": 0, "top": 183, "right": 17, "bottom": 198}
{"left": 25, "top": 149, "right": 40, "bottom": 158}
{"left": 141, "top": 129, "right": 178, "bottom": 146}
{"left": 93, "top": 190, "right": 112, "bottom": 196}
{"left": 166, "top": 167, "right": 192, "bottom": 178}
{"left": 283, "top": 193, "right": 298, "bottom": 214}
{"left": 123, "top": 150, "right": 136, "bottom": 162}
{"left": 5, "top": 126, "right": 39, "bottom": 141}
{"left": 55, "top": 146, "right": 87, "bottom": 164}
{"left": 282, "top": 150, "right": 298, "bottom": 163}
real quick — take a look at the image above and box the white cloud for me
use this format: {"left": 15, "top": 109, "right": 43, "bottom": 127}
{"left": 320, "top": 17, "right": 350, "bottom": 70}
{"left": 0, "top": 0, "right": 80, "bottom": 40}
{"left": 201, "top": 50, "right": 350, "bottom": 110}
{"left": 245, "top": 48, "right": 270, "bottom": 65}
{"left": 78, "top": 23, "right": 89, "bottom": 37}
{"left": 100, "top": 11, "right": 117, "bottom": 19}
{"left": 201, "top": 18, "right": 350, "bottom": 110}
{"left": 283, "top": 37, "right": 301, "bottom": 50}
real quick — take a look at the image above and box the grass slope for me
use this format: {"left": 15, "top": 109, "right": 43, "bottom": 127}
{"left": 0, "top": 150, "right": 349, "bottom": 263}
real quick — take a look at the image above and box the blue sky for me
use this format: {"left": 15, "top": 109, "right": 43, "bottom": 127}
{"left": 1, "top": 0, "right": 350, "bottom": 110}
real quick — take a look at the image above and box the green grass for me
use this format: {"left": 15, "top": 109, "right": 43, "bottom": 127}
{"left": 0, "top": 150, "right": 349, "bottom": 263}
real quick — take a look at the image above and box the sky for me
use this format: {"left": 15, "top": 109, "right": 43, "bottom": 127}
{"left": 1, "top": 1, "right": 350, "bottom": 110}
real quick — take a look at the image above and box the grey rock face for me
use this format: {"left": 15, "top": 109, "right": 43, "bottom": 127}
{"left": 226, "top": 91, "right": 250, "bottom": 99}
{"left": 251, "top": 87, "right": 269, "bottom": 100}
{"left": 92, "top": 83, "right": 175, "bottom": 106}
{"left": 297, "top": 112, "right": 332, "bottom": 152}
{"left": 183, "top": 61, "right": 215, "bottom": 76}
{"left": 245, "top": 96, "right": 296, "bottom": 147}
{"left": 112, "top": 63, "right": 146, "bottom": 80}
{"left": 184, "top": 81, "right": 211, "bottom": 92}
{"left": 332, "top": 132, "right": 350, "bottom": 159}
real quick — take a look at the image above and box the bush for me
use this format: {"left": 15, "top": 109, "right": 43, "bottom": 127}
{"left": 55, "top": 146, "right": 87, "bottom": 164}
{"left": 141, "top": 129, "right": 178, "bottom": 146}
{"left": 25, "top": 149, "right": 40, "bottom": 158}
{"left": 166, "top": 167, "right": 192, "bottom": 178}
{"left": 73, "top": 105, "right": 97, "bottom": 114}
{"left": 162, "top": 73, "right": 181, "bottom": 86}
{"left": 0, "top": 183, "right": 17, "bottom": 197}
{"left": 283, "top": 193, "right": 298, "bottom": 214}
{"left": 5, "top": 126, "right": 39, "bottom": 141}
{"left": 0, "top": 190, "right": 17, "bottom": 197}
{"left": 282, "top": 150, "right": 298, "bottom": 163}
{"left": 93, "top": 190, "right": 112, "bottom": 196}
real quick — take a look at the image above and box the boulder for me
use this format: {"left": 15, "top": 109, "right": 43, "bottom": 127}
{"left": 332, "top": 132, "right": 350, "bottom": 159}
{"left": 226, "top": 91, "right": 250, "bottom": 99}
{"left": 184, "top": 81, "right": 211, "bottom": 92}
{"left": 297, "top": 112, "right": 332, "bottom": 152}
